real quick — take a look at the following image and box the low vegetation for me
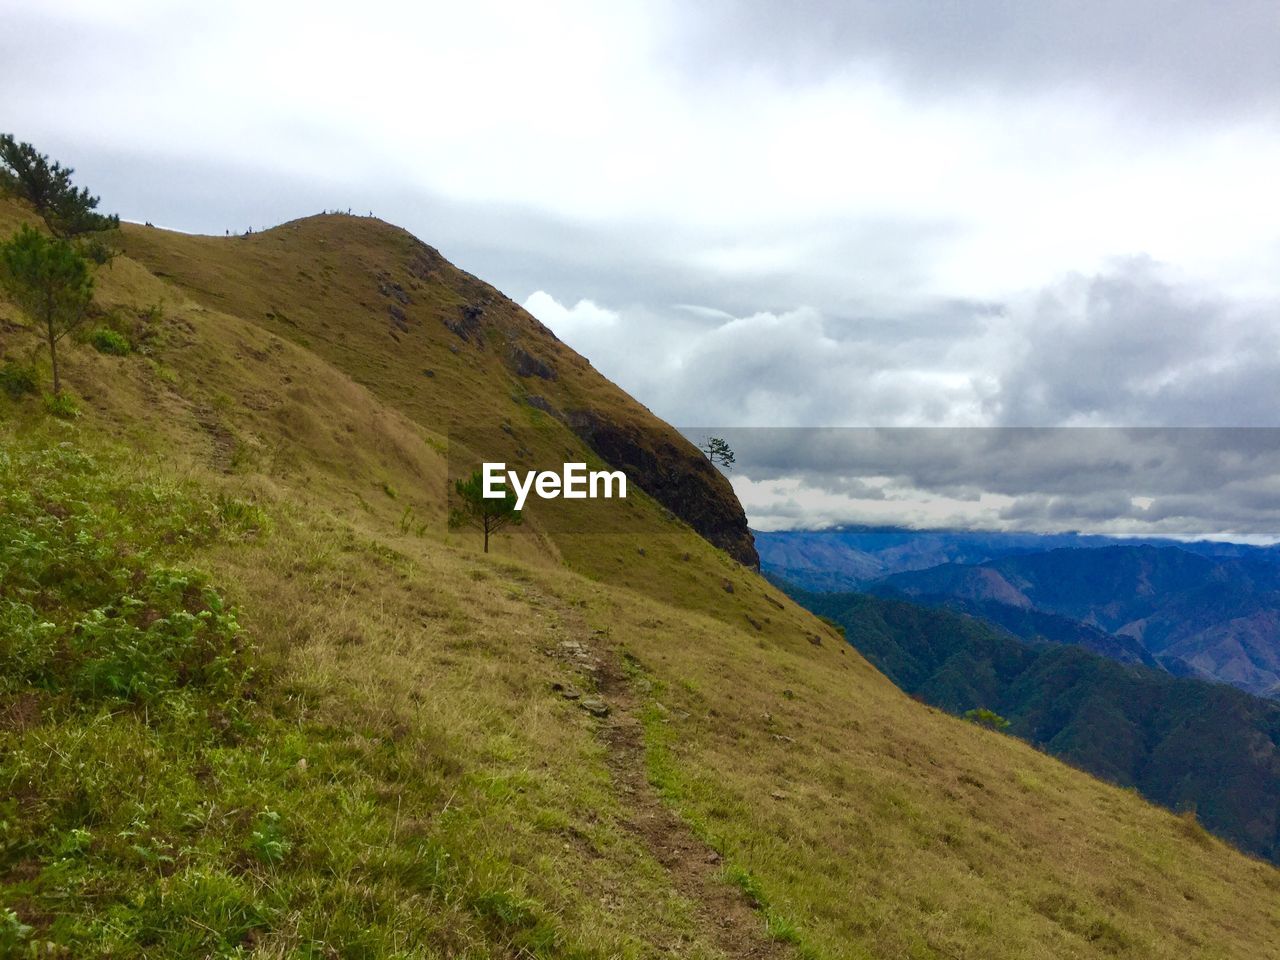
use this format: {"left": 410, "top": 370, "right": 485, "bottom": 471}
{"left": 0, "top": 433, "right": 674, "bottom": 958}
{"left": 88, "top": 327, "right": 130, "bottom": 356}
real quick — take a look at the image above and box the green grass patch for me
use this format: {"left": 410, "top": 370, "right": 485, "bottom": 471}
{"left": 0, "top": 436, "right": 610, "bottom": 958}
{"left": 632, "top": 661, "right": 825, "bottom": 959}
{"left": 89, "top": 328, "right": 131, "bottom": 356}
{"left": 42, "top": 393, "right": 79, "bottom": 419}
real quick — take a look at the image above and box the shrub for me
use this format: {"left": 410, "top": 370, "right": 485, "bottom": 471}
{"left": 817, "top": 615, "right": 846, "bottom": 638}
{"left": 216, "top": 493, "right": 269, "bottom": 535}
{"left": 248, "top": 810, "right": 291, "bottom": 865}
{"left": 80, "top": 235, "right": 118, "bottom": 266}
{"left": 43, "top": 391, "right": 79, "bottom": 418}
{"left": 0, "top": 359, "right": 38, "bottom": 398}
{"left": 150, "top": 359, "right": 178, "bottom": 384}
{"left": 1177, "top": 808, "right": 1213, "bottom": 847}
{"left": 964, "top": 707, "right": 1011, "bottom": 731}
{"left": 90, "top": 327, "right": 131, "bottom": 355}
{"left": 67, "top": 571, "right": 243, "bottom": 705}
{"left": 0, "top": 909, "right": 33, "bottom": 953}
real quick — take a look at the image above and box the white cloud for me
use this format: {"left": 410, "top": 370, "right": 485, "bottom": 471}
{"left": 528, "top": 296, "right": 1003, "bottom": 428}
{"left": 523, "top": 291, "right": 620, "bottom": 336}
{"left": 6, "top": 1, "right": 1279, "bottom": 305}
{"left": 535, "top": 254, "right": 1280, "bottom": 437}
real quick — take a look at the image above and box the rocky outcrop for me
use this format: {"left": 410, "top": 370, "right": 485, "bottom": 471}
{"left": 445, "top": 302, "right": 486, "bottom": 343}
{"left": 566, "top": 410, "right": 758, "bottom": 568}
{"left": 510, "top": 345, "right": 557, "bottom": 380}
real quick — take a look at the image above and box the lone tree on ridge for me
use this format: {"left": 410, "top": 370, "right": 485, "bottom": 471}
{"left": 699, "top": 436, "right": 736, "bottom": 470}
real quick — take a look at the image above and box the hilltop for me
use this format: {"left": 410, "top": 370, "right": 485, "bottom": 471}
{"left": 2, "top": 195, "right": 1279, "bottom": 958}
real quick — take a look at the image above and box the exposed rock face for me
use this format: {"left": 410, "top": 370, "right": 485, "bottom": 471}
{"left": 377, "top": 278, "right": 413, "bottom": 304}
{"left": 510, "top": 345, "right": 557, "bottom": 380}
{"left": 567, "top": 410, "right": 759, "bottom": 568}
{"left": 524, "top": 394, "right": 559, "bottom": 417}
{"left": 446, "top": 303, "right": 486, "bottom": 342}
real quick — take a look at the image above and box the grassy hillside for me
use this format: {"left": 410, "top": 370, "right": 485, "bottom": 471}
{"left": 3, "top": 196, "right": 1280, "bottom": 958}
{"left": 114, "top": 212, "right": 758, "bottom": 572}
{"left": 794, "top": 588, "right": 1280, "bottom": 865}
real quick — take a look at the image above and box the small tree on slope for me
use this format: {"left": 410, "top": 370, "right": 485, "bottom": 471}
{"left": 449, "top": 470, "right": 522, "bottom": 553}
{"left": 699, "top": 436, "right": 736, "bottom": 470}
{"left": 0, "top": 135, "right": 119, "bottom": 238}
{"left": 0, "top": 225, "right": 93, "bottom": 397}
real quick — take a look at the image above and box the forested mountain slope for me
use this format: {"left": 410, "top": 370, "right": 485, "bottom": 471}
{"left": 878, "top": 545, "right": 1280, "bottom": 697}
{"left": 794, "top": 588, "right": 1280, "bottom": 865}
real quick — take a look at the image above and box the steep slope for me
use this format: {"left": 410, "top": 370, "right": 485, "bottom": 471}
{"left": 795, "top": 588, "right": 1280, "bottom": 864}
{"left": 3, "top": 197, "right": 1280, "bottom": 958}
{"left": 115, "top": 214, "right": 759, "bottom": 571}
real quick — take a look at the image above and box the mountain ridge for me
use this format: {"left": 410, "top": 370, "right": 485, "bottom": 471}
{"left": 757, "top": 527, "right": 1280, "bottom": 592}
{"left": 116, "top": 212, "right": 760, "bottom": 570}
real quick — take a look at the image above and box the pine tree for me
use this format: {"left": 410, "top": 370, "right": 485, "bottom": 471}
{"left": 699, "top": 436, "right": 736, "bottom": 470}
{"left": 449, "top": 470, "right": 522, "bottom": 552}
{"left": 0, "top": 135, "right": 119, "bottom": 238}
{"left": 0, "top": 225, "right": 94, "bottom": 396}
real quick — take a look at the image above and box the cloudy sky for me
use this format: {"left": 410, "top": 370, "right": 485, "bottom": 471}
{"left": 5, "top": 1, "right": 1280, "bottom": 531}
{"left": 713, "top": 428, "right": 1280, "bottom": 535}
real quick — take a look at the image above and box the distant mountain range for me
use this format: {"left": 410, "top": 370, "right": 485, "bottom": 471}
{"left": 758, "top": 530, "right": 1280, "bottom": 698}
{"left": 769, "top": 528, "right": 1280, "bottom": 861}
{"left": 757, "top": 527, "right": 1280, "bottom": 589}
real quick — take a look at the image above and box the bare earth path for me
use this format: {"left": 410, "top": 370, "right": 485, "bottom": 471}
{"left": 547, "top": 602, "right": 794, "bottom": 960}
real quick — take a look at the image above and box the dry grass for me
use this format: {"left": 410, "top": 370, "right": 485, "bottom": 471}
{"left": 2, "top": 196, "right": 1279, "bottom": 957}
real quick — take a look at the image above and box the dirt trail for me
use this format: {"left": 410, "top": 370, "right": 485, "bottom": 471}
{"left": 548, "top": 609, "right": 793, "bottom": 960}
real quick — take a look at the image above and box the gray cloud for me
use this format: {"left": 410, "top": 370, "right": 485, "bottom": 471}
{"left": 529, "top": 256, "right": 1280, "bottom": 435}
{"left": 46, "top": 141, "right": 963, "bottom": 323}
{"left": 703, "top": 428, "right": 1280, "bottom": 536}
{"left": 676, "top": 1, "right": 1280, "bottom": 120}
{"left": 995, "top": 259, "right": 1280, "bottom": 426}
